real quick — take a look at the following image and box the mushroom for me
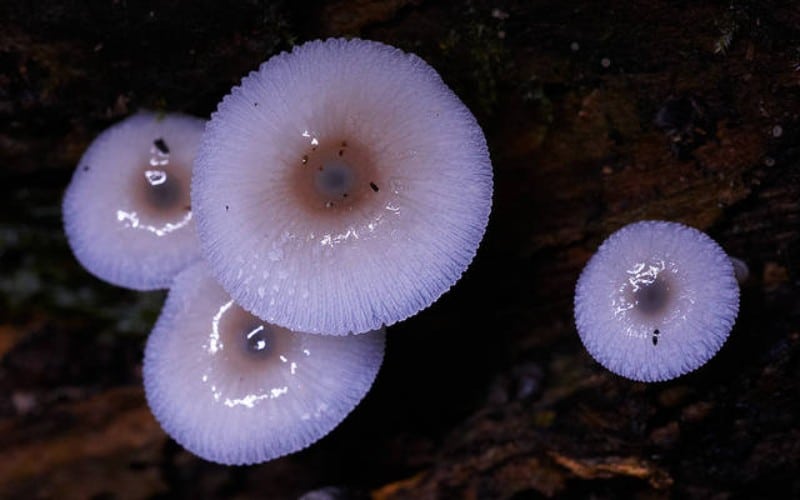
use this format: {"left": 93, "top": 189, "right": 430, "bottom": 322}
{"left": 574, "top": 220, "right": 742, "bottom": 382}
{"left": 192, "top": 38, "right": 493, "bottom": 335}
{"left": 143, "top": 261, "right": 385, "bottom": 465}
{"left": 63, "top": 111, "right": 205, "bottom": 290}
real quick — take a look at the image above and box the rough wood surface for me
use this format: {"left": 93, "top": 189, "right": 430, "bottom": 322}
{"left": 1, "top": 1, "right": 798, "bottom": 498}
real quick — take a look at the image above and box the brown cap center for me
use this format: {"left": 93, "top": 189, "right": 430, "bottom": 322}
{"left": 289, "top": 138, "right": 384, "bottom": 216}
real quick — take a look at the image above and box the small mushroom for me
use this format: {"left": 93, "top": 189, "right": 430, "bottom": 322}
{"left": 192, "top": 38, "right": 493, "bottom": 335}
{"left": 63, "top": 111, "right": 205, "bottom": 290}
{"left": 143, "top": 262, "right": 385, "bottom": 465}
{"left": 574, "top": 220, "right": 741, "bottom": 382}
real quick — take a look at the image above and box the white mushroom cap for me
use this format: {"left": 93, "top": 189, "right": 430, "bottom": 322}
{"left": 193, "top": 38, "right": 493, "bottom": 335}
{"left": 63, "top": 112, "right": 205, "bottom": 290}
{"left": 143, "top": 262, "right": 385, "bottom": 465}
{"left": 574, "top": 220, "right": 740, "bottom": 382}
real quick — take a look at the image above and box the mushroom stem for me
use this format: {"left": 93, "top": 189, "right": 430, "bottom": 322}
{"left": 729, "top": 256, "right": 749, "bottom": 284}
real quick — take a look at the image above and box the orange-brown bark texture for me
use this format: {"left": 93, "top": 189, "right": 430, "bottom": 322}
{"left": 1, "top": 1, "right": 798, "bottom": 498}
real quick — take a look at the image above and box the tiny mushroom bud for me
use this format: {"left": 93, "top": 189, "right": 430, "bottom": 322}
{"left": 63, "top": 111, "right": 205, "bottom": 290}
{"left": 143, "top": 262, "right": 385, "bottom": 465}
{"left": 192, "top": 38, "right": 493, "bottom": 335}
{"left": 574, "top": 220, "right": 741, "bottom": 382}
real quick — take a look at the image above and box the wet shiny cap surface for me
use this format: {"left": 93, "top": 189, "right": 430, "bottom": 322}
{"left": 62, "top": 111, "right": 205, "bottom": 290}
{"left": 193, "top": 38, "right": 493, "bottom": 335}
{"left": 143, "top": 262, "right": 385, "bottom": 465}
{"left": 574, "top": 220, "right": 740, "bottom": 382}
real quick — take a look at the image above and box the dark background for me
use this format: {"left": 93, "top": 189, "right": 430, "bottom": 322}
{"left": 1, "top": 1, "right": 799, "bottom": 498}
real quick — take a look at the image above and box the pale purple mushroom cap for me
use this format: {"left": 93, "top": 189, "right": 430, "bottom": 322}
{"left": 143, "top": 262, "right": 385, "bottom": 465}
{"left": 574, "top": 220, "right": 740, "bottom": 382}
{"left": 192, "top": 38, "right": 493, "bottom": 335}
{"left": 63, "top": 112, "right": 205, "bottom": 290}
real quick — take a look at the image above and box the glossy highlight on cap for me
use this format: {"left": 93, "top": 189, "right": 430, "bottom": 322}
{"left": 143, "top": 262, "right": 385, "bottom": 465}
{"left": 192, "top": 38, "right": 493, "bottom": 335}
{"left": 63, "top": 111, "right": 205, "bottom": 290}
{"left": 574, "top": 220, "right": 740, "bottom": 382}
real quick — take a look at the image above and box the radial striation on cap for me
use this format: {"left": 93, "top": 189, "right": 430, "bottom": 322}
{"left": 574, "top": 220, "right": 740, "bottom": 382}
{"left": 192, "top": 38, "right": 493, "bottom": 334}
{"left": 143, "top": 262, "right": 385, "bottom": 465}
{"left": 63, "top": 111, "right": 205, "bottom": 290}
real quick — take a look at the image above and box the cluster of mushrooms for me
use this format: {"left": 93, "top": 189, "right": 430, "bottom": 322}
{"left": 64, "top": 39, "right": 492, "bottom": 465}
{"left": 63, "top": 38, "right": 745, "bottom": 466}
